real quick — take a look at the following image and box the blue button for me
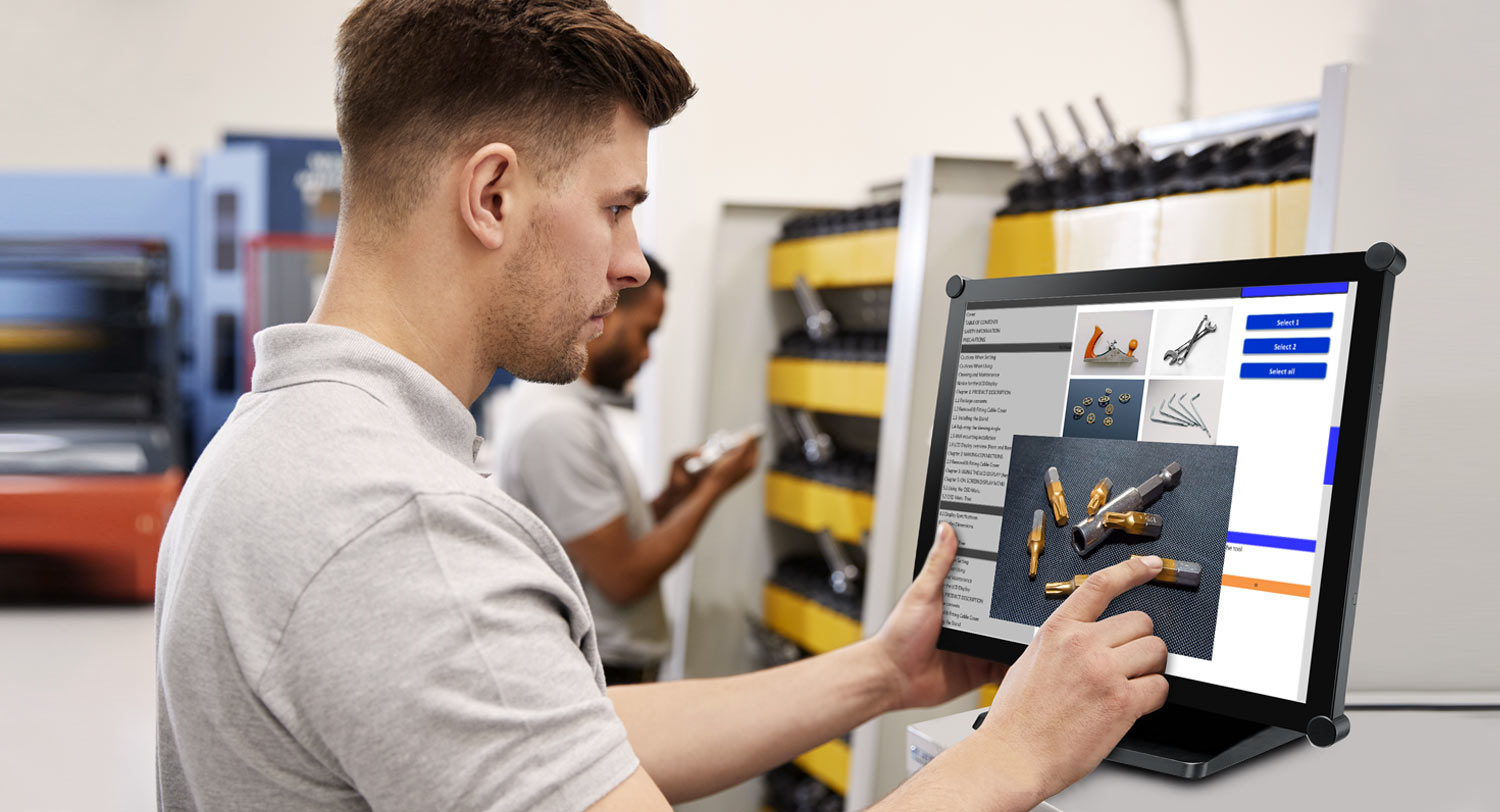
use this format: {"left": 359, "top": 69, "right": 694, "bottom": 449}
{"left": 1243, "top": 337, "right": 1331, "bottom": 354}
{"left": 1241, "top": 362, "right": 1328, "bottom": 379}
{"left": 1246, "top": 312, "right": 1334, "bottom": 330}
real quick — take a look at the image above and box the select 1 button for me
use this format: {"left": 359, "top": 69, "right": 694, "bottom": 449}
{"left": 1241, "top": 362, "right": 1328, "bottom": 379}
{"left": 1246, "top": 312, "right": 1334, "bottom": 330}
{"left": 1243, "top": 337, "right": 1330, "bottom": 354}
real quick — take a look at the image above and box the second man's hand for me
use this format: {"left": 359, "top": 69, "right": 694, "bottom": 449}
{"left": 653, "top": 450, "right": 705, "bottom": 519}
{"left": 653, "top": 437, "right": 759, "bottom": 520}
{"left": 701, "top": 435, "right": 759, "bottom": 496}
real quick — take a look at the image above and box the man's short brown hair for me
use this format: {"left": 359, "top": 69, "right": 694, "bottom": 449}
{"left": 336, "top": 0, "right": 696, "bottom": 228}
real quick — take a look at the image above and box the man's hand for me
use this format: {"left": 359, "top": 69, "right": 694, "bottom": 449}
{"left": 653, "top": 450, "right": 705, "bottom": 518}
{"left": 869, "top": 522, "right": 1008, "bottom": 710}
{"left": 874, "top": 541, "right": 1168, "bottom": 811}
{"left": 702, "top": 436, "right": 759, "bottom": 495}
{"left": 974, "top": 553, "right": 1169, "bottom": 798}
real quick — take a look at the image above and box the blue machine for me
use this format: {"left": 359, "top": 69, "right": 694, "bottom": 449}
{"left": 0, "top": 177, "right": 194, "bottom": 599}
{"left": 0, "top": 171, "right": 196, "bottom": 418}
{"left": 190, "top": 135, "right": 342, "bottom": 460}
{"left": 4, "top": 132, "right": 512, "bottom": 467}
{"left": 0, "top": 135, "right": 342, "bottom": 462}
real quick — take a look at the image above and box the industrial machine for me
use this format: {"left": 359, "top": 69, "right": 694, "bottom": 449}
{"left": 0, "top": 134, "right": 343, "bottom": 600}
{"left": 0, "top": 239, "right": 183, "bottom": 600}
{"left": 189, "top": 134, "right": 342, "bottom": 460}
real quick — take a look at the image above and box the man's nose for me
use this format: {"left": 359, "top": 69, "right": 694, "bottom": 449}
{"left": 609, "top": 249, "right": 649, "bottom": 291}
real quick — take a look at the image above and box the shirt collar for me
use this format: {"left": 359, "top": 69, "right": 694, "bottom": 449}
{"left": 561, "top": 377, "right": 606, "bottom": 408}
{"left": 251, "top": 323, "right": 482, "bottom": 467}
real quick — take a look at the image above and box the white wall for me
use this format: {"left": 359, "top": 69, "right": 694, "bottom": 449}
{"left": 1328, "top": 1, "right": 1500, "bottom": 694}
{"left": 2, "top": 1, "right": 349, "bottom": 171}
{"left": 5, "top": 3, "right": 1428, "bottom": 804}
{"left": 635, "top": 0, "right": 1374, "bottom": 547}
{"left": 1, "top": 0, "right": 1371, "bottom": 445}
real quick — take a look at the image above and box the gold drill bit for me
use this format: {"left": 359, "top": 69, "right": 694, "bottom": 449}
{"left": 1044, "top": 574, "right": 1089, "bottom": 597}
{"left": 1045, "top": 558, "right": 1204, "bottom": 597}
{"left": 1131, "top": 555, "right": 1203, "bottom": 589}
{"left": 1087, "top": 477, "right": 1112, "bottom": 517}
{"left": 1101, "top": 511, "right": 1164, "bottom": 539}
{"left": 1027, "top": 509, "right": 1045, "bottom": 580}
{"left": 1045, "top": 466, "right": 1068, "bottom": 527}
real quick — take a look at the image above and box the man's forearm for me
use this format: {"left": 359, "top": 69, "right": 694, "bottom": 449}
{"left": 649, "top": 485, "right": 685, "bottom": 521}
{"left": 650, "top": 491, "right": 673, "bottom": 521}
{"left": 608, "top": 639, "right": 899, "bottom": 803}
{"left": 615, "top": 484, "right": 722, "bottom": 604}
{"left": 872, "top": 729, "right": 1044, "bottom": 812}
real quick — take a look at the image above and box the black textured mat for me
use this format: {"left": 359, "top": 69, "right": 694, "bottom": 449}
{"left": 988, "top": 435, "right": 1237, "bottom": 660}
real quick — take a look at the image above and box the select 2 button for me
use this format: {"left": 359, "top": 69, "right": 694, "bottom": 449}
{"left": 1243, "top": 337, "right": 1330, "bottom": 354}
{"left": 1246, "top": 312, "right": 1334, "bottom": 330}
{"left": 1241, "top": 362, "right": 1328, "bottom": 379}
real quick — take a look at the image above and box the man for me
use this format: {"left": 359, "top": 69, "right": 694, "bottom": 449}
{"left": 154, "top": 2, "right": 1170, "bottom": 811}
{"left": 492, "top": 254, "right": 757, "bottom": 685}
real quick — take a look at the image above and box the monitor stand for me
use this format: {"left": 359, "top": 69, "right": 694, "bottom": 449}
{"left": 1103, "top": 703, "right": 1303, "bottom": 779}
{"left": 970, "top": 703, "right": 1316, "bottom": 779}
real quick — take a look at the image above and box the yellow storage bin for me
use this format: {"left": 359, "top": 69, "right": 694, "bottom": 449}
{"left": 769, "top": 228, "right": 898, "bottom": 290}
{"left": 1273, "top": 179, "right": 1311, "bottom": 257}
{"left": 985, "top": 211, "right": 1056, "bottom": 278}
{"left": 768, "top": 239, "right": 809, "bottom": 289}
{"left": 1157, "top": 186, "right": 1274, "bottom": 265}
{"left": 1056, "top": 199, "right": 1161, "bottom": 272}
{"left": 763, "top": 583, "right": 862, "bottom": 655}
{"left": 794, "top": 739, "right": 851, "bottom": 795}
{"left": 764, "top": 471, "right": 873, "bottom": 544}
{"left": 767, "top": 358, "right": 885, "bottom": 417}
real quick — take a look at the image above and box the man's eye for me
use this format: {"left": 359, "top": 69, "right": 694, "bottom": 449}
{"left": 609, "top": 205, "right": 626, "bottom": 218}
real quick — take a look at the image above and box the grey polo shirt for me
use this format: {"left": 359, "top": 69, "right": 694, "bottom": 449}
{"left": 154, "top": 323, "right": 638, "bottom": 812}
{"left": 491, "top": 379, "right": 668, "bottom": 667}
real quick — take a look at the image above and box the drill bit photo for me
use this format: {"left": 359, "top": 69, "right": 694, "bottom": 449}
{"left": 989, "top": 434, "right": 1237, "bottom": 660}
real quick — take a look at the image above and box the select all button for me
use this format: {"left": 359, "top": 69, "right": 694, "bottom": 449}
{"left": 1241, "top": 362, "right": 1328, "bottom": 379}
{"left": 1243, "top": 337, "right": 1331, "bottom": 354}
{"left": 1246, "top": 312, "right": 1334, "bottom": 330}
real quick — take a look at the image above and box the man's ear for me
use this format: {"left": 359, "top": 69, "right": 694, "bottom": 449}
{"left": 459, "top": 143, "right": 519, "bottom": 251}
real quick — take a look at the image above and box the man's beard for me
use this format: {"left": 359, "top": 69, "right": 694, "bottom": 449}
{"left": 587, "top": 337, "right": 635, "bottom": 392}
{"left": 486, "top": 228, "right": 602, "bottom": 385}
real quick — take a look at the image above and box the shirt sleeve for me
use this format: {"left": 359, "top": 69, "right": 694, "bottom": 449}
{"left": 505, "top": 407, "right": 628, "bottom": 543}
{"left": 256, "top": 493, "right": 639, "bottom": 812}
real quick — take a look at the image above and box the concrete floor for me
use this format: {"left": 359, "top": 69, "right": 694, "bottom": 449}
{"left": 0, "top": 607, "right": 156, "bottom": 812}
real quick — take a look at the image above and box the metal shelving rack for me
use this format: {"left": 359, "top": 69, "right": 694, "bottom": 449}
{"left": 760, "top": 200, "right": 898, "bottom": 801}
{"left": 688, "top": 156, "right": 1019, "bottom": 812}
{"left": 687, "top": 66, "right": 1362, "bottom": 812}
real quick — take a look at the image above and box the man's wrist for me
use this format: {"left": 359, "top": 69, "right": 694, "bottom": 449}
{"left": 876, "top": 726, "right": 1046, "bottom": 812}
{"left": 850, "top": 638, "right": 907, "bottom": 716}
{"left": 947, "top": 726, "right": 1050, "bottom": 812}
{"left": 699, "top": 474, "right": 731, "bottom": 500}
{"left": 971, "top": 723, "right": 1052, "bottom": 809}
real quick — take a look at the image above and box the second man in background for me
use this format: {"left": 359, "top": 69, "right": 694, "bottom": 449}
{"left": 493, "top": 254, "right": 757, "bottom": 684}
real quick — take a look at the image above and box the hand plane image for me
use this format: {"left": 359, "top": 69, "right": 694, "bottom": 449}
{"left": 1083, "top": 325, "right": 1139, "bottom": 365}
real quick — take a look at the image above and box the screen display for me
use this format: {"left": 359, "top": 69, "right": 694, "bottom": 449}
{"left": 936, "top": 281, "right": 1357, "bottom": 702}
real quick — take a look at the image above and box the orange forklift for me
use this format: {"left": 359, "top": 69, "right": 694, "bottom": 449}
{"left": 0, "top": 239, "right": 183, "bottom": 601}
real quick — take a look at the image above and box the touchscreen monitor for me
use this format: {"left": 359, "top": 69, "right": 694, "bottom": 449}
{"left": 918, "top": 249, "right": 1399, "bottom": 737}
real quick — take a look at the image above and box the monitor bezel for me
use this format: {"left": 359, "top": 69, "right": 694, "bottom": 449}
{"left": 915, "top": 251, "right": 1395, "bottom": 735}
